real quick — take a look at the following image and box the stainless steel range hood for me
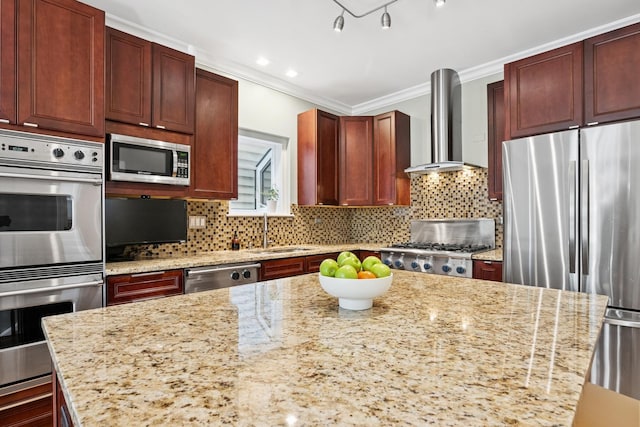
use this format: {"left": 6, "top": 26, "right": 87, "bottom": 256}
{"left": 405, "top": 68, "right": 475, "bottom": 174}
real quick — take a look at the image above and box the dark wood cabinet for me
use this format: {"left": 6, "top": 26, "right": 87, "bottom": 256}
{"left": 372, "top": 111, "right": 410, "bottom": 206}
{"left": 105, "top": 27, "right": 152, "bottom": 127}
{"left": 584, "top": 22, "right": 640, "bottom": 125}
{"left": 0, "top": 0, "right": 105, "bottom": 138}
{"left": 105, "top": 28, "right": 195, "bottom": 134}
{"left": 473, "top": 260, "right": 503, "bottom": 282}
{"left": 339, "top": 116, "right": 373, "bottom": 206}
{"left": 504, "top": 42, "right": 583, "bottom": 139}
{"left": 306, "top": 252, "right": 341, "bottom": 273}
{"left": 52, "top": 370, "right": 72, "bottom": 427}
{"left": 260, "top": 257, "right": 306, "bottom": 281}
{"left": 297, "top": 109, "right": 340, "bottom": 206}
{"left": 107, "top": 269, "right": 184, "bottom": 306}
{"left": 355, "top": 250, "right": 381, "bottom": 260}
{"left": 190, "top": 68, "right": 238, "bottom": 199}
{"left": 487, "top": 80, "right": 505, "bottom": 201}
{"left": 0, "top": 378, "right": 52, "bottom": 426}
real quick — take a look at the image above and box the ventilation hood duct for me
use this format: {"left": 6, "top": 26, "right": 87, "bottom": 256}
{"left": 405, "top": 68, "right": 473, "bottom": 174}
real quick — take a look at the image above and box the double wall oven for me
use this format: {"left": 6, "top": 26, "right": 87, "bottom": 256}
{"left": 0, "top": 130, "right": 104, "bottom": 393}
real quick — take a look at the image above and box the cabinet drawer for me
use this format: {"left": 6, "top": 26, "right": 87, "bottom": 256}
{"left": 107, "top": 269, "right": 184, "bottom": 305}
{"left": 306, "top": 252, "right": 341, "bottom": 273}
{"left": 472, "top": 260, "right": 503, "bottom": 282}
{"left": 260, "top": 257, "right": 306, "bottom": 281}
{"left": 0, "top": 378, "right": 52, "bottom": 427}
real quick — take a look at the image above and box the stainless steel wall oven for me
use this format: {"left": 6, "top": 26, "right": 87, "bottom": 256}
{"left": 0, "top": 129, "right": 104, "bottom": 391}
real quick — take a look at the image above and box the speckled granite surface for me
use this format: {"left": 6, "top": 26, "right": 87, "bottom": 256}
{"left": 43, "top": 271, "right": 607, "bottom": 426}
{"left": 105, "top": 244, "right": 384, "bottom": 275}
{"left": 472, "top": 248, "right": 503, "bottom": 261}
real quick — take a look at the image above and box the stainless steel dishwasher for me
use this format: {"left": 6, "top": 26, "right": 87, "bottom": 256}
{"left": 184, "top": 262, "right": 261, "bottom": 293}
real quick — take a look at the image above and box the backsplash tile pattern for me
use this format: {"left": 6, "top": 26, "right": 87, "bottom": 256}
{"left": 128, "top": 168, "right": 503, "bottom": 259}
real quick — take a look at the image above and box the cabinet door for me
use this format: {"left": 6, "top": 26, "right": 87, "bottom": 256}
{"left": 0, "top": 0, "right": 15, "bottom": 124}
{"left": 339, "top": 116, "right": 373, "bottom": 206}
{"left": 473, "top": 260, "right": 503, "bottom": 282}
{"left": 306, "top": 252, "right": 340, "bottom": 273}
{"left": 0, "top": 378, "right": 52, "bottom": 426}
{"left": 107, "top": 270, "right": 184, "bottom": 305}
{"left": 260, "top": 257, "right": 306, "bottom": 281}
{"left": 151, "top": 43, "right": 195, "bottom": 134}
{"left": 17, "top": 0, "right": 104, "bottom": 137}
{"left": 105, "top": 27, "right": 152, "bottom": 127}
{"left": 191, "top": 69, "right": 238, "bottom": 199}
{"left": 373, "top": 111, "right": 410, "bottom": 206}
{"left": 584, "top": 22, "right": 640, "bottom": 125}
{"left": 297, "top": 109, "right": 339, "bottom": 206}
{"left": 505, "top": 42, "right": 583, "bottom": 139}
{"left": 487, "top": 81, "right": 505, "bottom": 201}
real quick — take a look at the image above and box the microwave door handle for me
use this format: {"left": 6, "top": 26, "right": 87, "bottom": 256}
{"left": 0, "top": 171, "right": 102, "bottom": 185}
{"left": 172, "top": 150, "right": 178, "bottom": 178}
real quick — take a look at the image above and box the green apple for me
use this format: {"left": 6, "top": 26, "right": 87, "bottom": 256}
{"left": 334, "top": 265, "right": 358, "bottom": 279}
{"left": 362, "top": 256, "right": 382, "bottom": 272}
{"left": 319, "top": 259, "right": 339, "bottom": 277}
{"left": 340, "top": 256, "right": 362, "bottom": 272}
{"left": 337, "top": 251, "right": 357, "bottom": 266}
{"left": 370, "top": 263, "right": 391, "bottom": 278}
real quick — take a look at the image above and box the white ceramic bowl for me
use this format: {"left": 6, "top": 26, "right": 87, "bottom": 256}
{"left": 318, "top": 273, "right": 393, "bottom": 310}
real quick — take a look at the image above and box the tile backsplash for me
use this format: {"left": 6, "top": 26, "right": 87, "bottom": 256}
{"left": 129, "top": 168, "right": 502, "bottom": 258}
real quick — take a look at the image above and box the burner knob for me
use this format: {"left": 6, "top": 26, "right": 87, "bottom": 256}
{"left": 231, "top": 271, "right": 240, "bottom": 280}
{"left": 411, "top": 261, "right": 420, "bottom": 270}
{"left": 442, "top": 265, "right": 451, "bottom": 273}
{"left": 242, "top": 269, "right": 251, "bottom": 279}
{"left": 52, "top": 148, "right": 64, "bottom": 158}
{"left": 423, "top": 263, "right": 432, "bottom": 271}
{"left": 394, "top": 260, "right": 404, "bottom": 269}
{"left": 383, "top": 258, "right": 393, "bottom": 266}
{"left": 74, "top": 150, "right": 85, "bottom": 160}
{"left": 456, "top": 266, "right": 466, "bottom": 275}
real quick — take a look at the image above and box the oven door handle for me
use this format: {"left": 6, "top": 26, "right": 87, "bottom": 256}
{"left": 0, "top": 280, "right": 104, "bottom": 298}
{"left": 0, "top": 171, "right": 103, "bottom": 185}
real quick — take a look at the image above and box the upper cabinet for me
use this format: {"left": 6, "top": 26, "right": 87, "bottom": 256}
{"left": 106, "top": 27, "right": 195, "bottom": 134}
{"left": 0, "top": 0, "right": 104, "bottom": 138}
{"left": 339, "top": 116, "right": 373, "bottom": 206}
{"left": 372, "top": 111, "right": 410, "bottom": 206}
{"left": 190, "top": 68, "right": 238, "bottom": 200}
{"left": 504, "top": 42, "right": 583, "bottom": 139}
{"left": 505, "top": 22, "right": 640, "bottom": 139}
{"left": 487, "top": 80, "right": 505, "bottom": 201}
{"left": 298, "top": 109, "right": 340, "bottom": 206}
{"left": 584, "top": 22, "right": 640, "bottom": 125}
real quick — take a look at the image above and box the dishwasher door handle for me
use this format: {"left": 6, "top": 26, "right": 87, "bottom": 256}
{"left": 186, "top": 263, "right": 262, "bottom": 277}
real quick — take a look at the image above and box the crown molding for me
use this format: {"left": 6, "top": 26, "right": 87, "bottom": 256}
{"left": 106, "top": 12, "right": 640, "bottom": 116}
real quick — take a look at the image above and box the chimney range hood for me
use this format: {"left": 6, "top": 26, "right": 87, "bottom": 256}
{"left": 405, "top": 68, "right": 477, "bottom": 174}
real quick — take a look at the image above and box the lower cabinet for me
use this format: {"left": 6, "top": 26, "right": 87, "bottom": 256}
{"left": 0, "top": 378, "right": 52, "bottom": 427}
{"left": 107, "top": 269, "right": 184, "bottom": 305}
{"left": 53, "top": 370, "right": 73, "bottom": 427}
{"left": 306, "top": 253, "right": 341, "bottom": 273}
{"left": 472, "top": 260, "right": 503, "bottom": 282}
{"left": 259, "top": 257, "right": 306, "bottom": 281}
{"left": 355, "top": 250, "right": 381, "bottom": 260}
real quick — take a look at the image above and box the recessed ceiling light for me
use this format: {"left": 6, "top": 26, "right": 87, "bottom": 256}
{"left": 434, "top": 0, "right": 446, "bottom": 7}
{"left": 286, "top": 69, "right": 298, "bottom": 78}
{"left": 256, "top": 57, "right": 270, "bottom": 66}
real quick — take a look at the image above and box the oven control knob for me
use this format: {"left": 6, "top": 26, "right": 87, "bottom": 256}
{"left": 383, "top": 258, "right": 392, "bottom": 266}
{"left": 74, "top": 150, "right": 85, "bottom": 160}
{"left": 423, "top": 263, "right": 432, "bottom": 270}
{"left": 242, "top": 269, "right": 251, "bottom": 279}
{"left": 456, "top": 266, "right": 466, "bottom": 275}
{"left": 231, "top": 271, "right": 240, "bottom": 280}
{"left": 442, "top": 265, "right": 451, "bottom": 273}
{"left": 411, "top": 261, "right": 420, "bottom": 270}
{"left": 394, "top": 260, "right": 404, "bottom": 269}
{"left": 53, "top": 148, "right": 64, "bottom": 158}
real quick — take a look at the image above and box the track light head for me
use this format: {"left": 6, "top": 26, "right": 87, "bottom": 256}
{"left": 333, "top": 10, "right": 345, "bottom": 32}
{"left": 381, "top": 6, "right": 391, "bottom": 29}
{"left": 434, "top": 0, "right": 446, "bottom": 7}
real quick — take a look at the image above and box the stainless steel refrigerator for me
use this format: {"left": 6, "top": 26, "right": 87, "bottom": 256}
{"left": 503, "top": 119, "right": 640, "bottom": 400}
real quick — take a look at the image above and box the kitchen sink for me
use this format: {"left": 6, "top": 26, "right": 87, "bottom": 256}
{"left": 248, "top": 247, "right": 314, "bottom": 255}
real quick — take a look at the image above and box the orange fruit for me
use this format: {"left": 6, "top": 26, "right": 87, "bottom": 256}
{"left": 357, "top": 271, "right": 377, "bottom": 279}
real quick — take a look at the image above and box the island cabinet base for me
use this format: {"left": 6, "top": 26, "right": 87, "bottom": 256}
{"left": 0, "top": 377, "right": 52, "bottom": 427}
{"left": 52, "top": 370, "right": 72, "bottom": 427}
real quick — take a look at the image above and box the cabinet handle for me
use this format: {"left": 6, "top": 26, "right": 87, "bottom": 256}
{"left": 23, "top": 122, "right": 38, "bottom": 127}
{"left": 131, "top": 271, "right": 166, "bottom": 277}
{"left": 155, "top": 125, "right": 166, "bottom": 129}
{"left": 587, "top": 122, "right": 599, "bottom": 126}
{"left": 0, "top": 118, "right": 10, "bottom": 124}
{"left": 139, "top": 122, "right": 149, "bottom": 127}
{"left": 483, "top": 261, "right": 493, "bottom": 264}
{"left": 568, "top": 125, "right": 579, "bottom": 129}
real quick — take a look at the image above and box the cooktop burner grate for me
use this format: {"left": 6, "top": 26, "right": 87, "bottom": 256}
{"left": 389, "top": 242, "right": 492, "bottom": 253}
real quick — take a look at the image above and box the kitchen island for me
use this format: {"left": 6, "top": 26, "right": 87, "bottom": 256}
{"left": 43, "top": 271, "right": 607, "bottom": 426}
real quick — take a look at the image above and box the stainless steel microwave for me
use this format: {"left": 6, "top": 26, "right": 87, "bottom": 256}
{"left": 108, "top": 133, "right": 191, "bottom": 186}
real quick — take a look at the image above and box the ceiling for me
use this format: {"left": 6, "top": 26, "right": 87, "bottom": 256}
{"left": 84, "top": 0, "right": 640, "bottom": 114}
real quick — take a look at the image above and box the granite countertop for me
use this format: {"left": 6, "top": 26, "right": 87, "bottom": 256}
{"left": 43, "top": 270, "right": 607, "bottom": 426}
{"left": 105, "top": 244, "right": 385, "bottom": 276}
{"left": 472, "top": 248, "right": 503, "bottom": 262}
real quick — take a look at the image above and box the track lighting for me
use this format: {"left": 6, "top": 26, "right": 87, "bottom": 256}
{"left": 435, "top": 0, "right": 446, "bottom": 7}
{"left": 333, "top": 9, "right": 344, "bottom": 32}
{"left": 381, "top": 6, "right": 391, "bottom": 29}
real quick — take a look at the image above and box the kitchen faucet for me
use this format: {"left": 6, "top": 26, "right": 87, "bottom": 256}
{"left": 263, "top": 212, "right": 272, "bottom": 248}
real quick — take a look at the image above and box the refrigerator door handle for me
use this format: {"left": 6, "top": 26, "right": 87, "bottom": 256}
{"left": 569, "top": 161, "right": 577, "bottom": 274}
{"left": 581, "top": 160, "right": 590, "bottom": 275}
{"left": 605, "top": 316, "right": 640, "bottom": 328}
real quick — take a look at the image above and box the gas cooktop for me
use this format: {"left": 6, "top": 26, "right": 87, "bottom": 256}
{"left": 387, "top": 242, "right": 492, "bottom": 254}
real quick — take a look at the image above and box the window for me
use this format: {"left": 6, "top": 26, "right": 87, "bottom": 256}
{"left": 229, "top": 129, "right": 289, "bottom": 215}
